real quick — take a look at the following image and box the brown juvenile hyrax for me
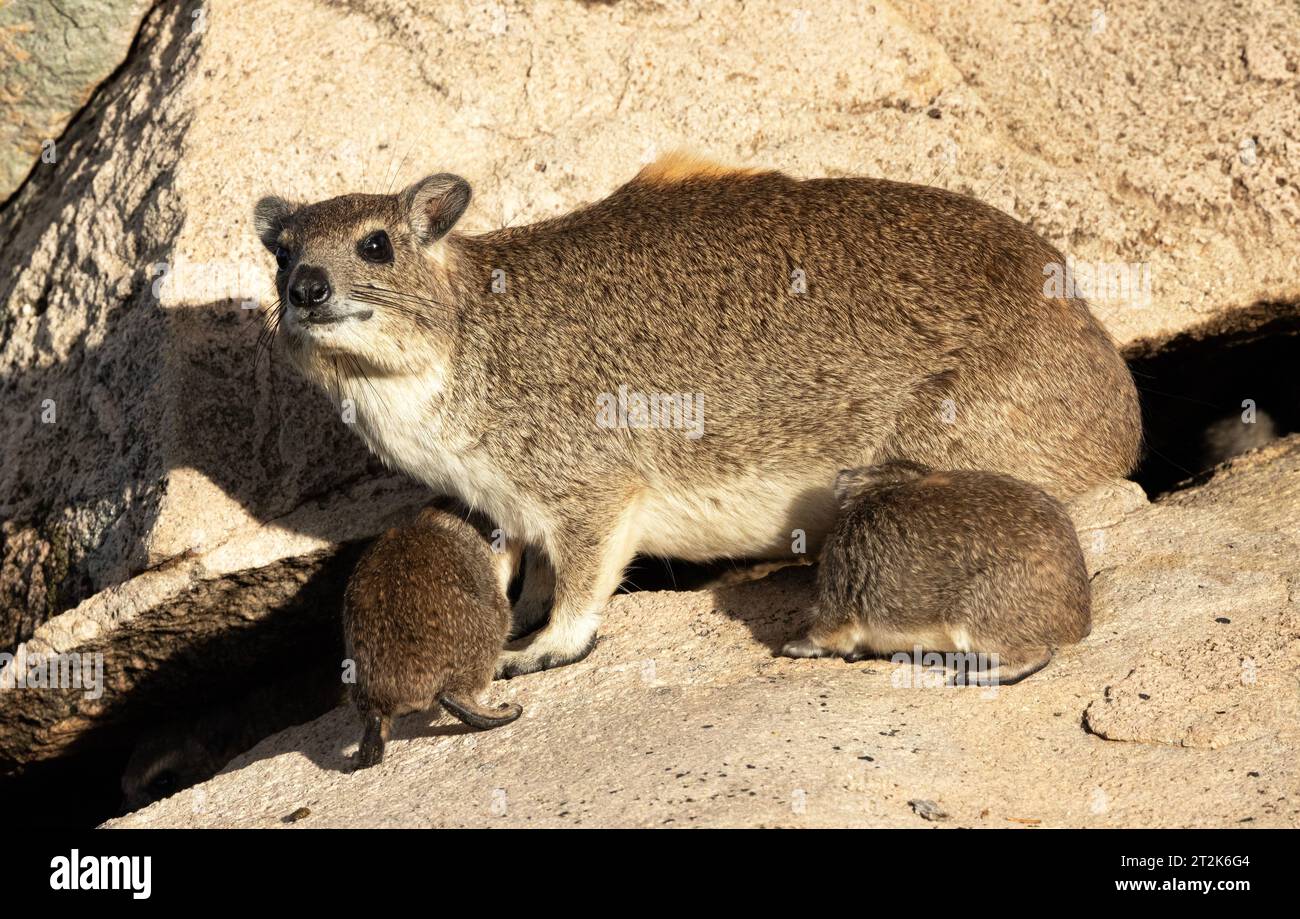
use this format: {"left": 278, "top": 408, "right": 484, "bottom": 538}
{"left": 254, "top": 151, "right": 1139, "bottom": 678}
{"left": 782, "top": 461, "right": 1091, "bottom": 684}
{"left": 345, "top": 504, "right": 522, "bottom": 769}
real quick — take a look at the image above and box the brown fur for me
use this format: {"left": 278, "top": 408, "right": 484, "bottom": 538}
{"left": 255, "top": 154, "right": 1140, "bottom": 678}
{"left": 783, "top": 461, "right": 1092, "bottom": 684}
{"left": 344, "top": 506, "right": 521, "bottom": 768}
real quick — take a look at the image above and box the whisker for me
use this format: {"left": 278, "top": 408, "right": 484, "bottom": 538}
{"left": 253, "top": 297, "right": 283, "bottom": 372}
{"left": 615, "top": 576, "right": 643, "bottom": 596}
{"left": 661, "top": 557, "right": 678, "bottom": 591}
{"left": 357, "top": 282, "right": 445, "bottom": 302}
{"left": 1141, "top": 442, "right": 1201, "bottom": 483}
{"left": 386, "top": 142, "right": 413, "bottom": 195}
{"left": 356, "top": 283, "right": 447, "bottom": 308}
{"left": 329, "top": 356, "right": 345, "bottom": 404}
{"left": 349, "top": 294, "right": 440, "bottom": 321}
{"left": 348, "top": 289, "right": 446, "bottom": 330}
{"left": 1131, "top": 382, "right": 1233, "bottom": 411}
{"left": 334, "top": 351, "right": 385, "bottom": 415}
{"left": 349, "top": 290, "right": 431, "bottom": 310}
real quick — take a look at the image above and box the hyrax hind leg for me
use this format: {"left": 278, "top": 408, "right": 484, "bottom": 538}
{"left": 355, "top": 712, "right": 391, "bottom": 769}
{"left": 779, "top": 612, "right": 870, "bottom": 663}
{"left": 509, "top": 547, "right": 554, "bottom": 641}
{"left": 495, "top": 506, "right": 639, "bottom": 679}
{"left": 945, "top": 646, "right": 1053, "bottom": 687}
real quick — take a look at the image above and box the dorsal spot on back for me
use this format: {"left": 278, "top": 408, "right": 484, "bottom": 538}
{"left": 633, "top": 151, "right": 769, "bottom": 185}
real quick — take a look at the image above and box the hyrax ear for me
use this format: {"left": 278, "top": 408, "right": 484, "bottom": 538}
{"left": 832, "top": 468, "right": 863, "bottom": 507}
{"left": 403, "top": 173, "right": 471, "bottom": 245}
{"left": 253, "top": 196, "right": 293, "bottom": 252}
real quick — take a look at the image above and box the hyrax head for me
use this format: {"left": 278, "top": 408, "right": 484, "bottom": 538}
{"left": 833, "top": 459, "right": 933, "bottom": 507}
{"left": 253, "top": 174, "right": 471, "bottom": 373}
{"left": 120, "top": 723, "right": 224, "bottom": 813}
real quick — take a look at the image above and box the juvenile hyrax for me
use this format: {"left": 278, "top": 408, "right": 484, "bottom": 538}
{"left": 345, "top": 505, "right": 522, "bottom": 768}
{"left": 782, "top": 461, "right": 1091, "bottom": 684}
{"left": 255, "top": 151, "right": 1139, "bottom": 678}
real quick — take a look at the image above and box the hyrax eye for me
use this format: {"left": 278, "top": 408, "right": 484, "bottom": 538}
{"left": 358, "top": 230, "right": 394, "bottom": 264}
{"left": 274, "top": 246, "right": 291, "bottom": 272}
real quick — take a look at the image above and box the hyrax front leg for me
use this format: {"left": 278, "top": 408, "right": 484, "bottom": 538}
{"left": 495, "top": 513, "right": 638, "bottom": 679}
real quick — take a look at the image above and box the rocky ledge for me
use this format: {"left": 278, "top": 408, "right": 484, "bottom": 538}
{"left": 107, "top": 438, "right": 1299, "bottom": 828}
{"left": 1, "top": 0, "right": 1296, "bottom": 826}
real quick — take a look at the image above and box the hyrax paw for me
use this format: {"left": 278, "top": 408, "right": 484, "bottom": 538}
{"left": 778, "top": 638, "right": 834, "bottom": 659}
{"left": 495, "top": 650, "right": 544, "bottom": 680}
{"left": 495, "top": 634, "right": 599, "bottom": 679}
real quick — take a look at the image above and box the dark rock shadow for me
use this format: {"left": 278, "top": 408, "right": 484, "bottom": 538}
{"left": 1, "top": 2, "right": 200, "bottom": 644}
{"left": 1, "top": 540, "right": 364, "bottom": 826}
{"left": 0, "top": 2, "right": 431, "bottom": 651}
{"left": 706, "top": 562, "right": 818, "bottom": 653}
{"left": 226, "top": 698, "right": 481, "bottom": 779}
{"left": 1125, "top": 300, "right": 1300, "bottom": 496}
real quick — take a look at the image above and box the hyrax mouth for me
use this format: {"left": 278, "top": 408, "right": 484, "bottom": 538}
{"left": 297, "top": 307, "right": 374, "bottom": 326}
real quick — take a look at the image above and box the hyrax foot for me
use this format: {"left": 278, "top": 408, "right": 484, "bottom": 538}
{"left": 495, "top": 630, "right": 599, "bottom": 679}
{"left": 781, "top": 638, "right": 868, "bottom": 662}
{"left": 945, "top": 647, "right": 1053, "bottom": 687}
{"left": 779, "top": 637, "right": 835, "bottom": 659}
{"left": 439, "top": 694, "right": 524, "bottom": 730}
{"left": 780, "top": 617, "right": 864, "bottom": 661}
{"left": 354, "top": 713, "right": 389, "bottom": 770}
{"left": 701, "top": 557, "right": 814, "bottom": 589}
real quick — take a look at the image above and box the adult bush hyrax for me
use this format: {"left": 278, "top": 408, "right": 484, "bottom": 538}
{"left": 345, "top": 504, "right": 522, "bottom": 769}
{"left": 782, "top": 461, "right": 1091, "bottom": 684}
{"left": 253, "top": 152, "right": 1140, "bottom": 678}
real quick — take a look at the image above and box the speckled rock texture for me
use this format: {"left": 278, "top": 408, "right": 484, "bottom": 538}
{"left": 107, "top": 438, "right": 1299, "bottom": 828}
{"left": 1, "top": 0, "right": 1297, "bottom": 820}
{"left": 0, "top": 0, "right": 153, "bottom": 202}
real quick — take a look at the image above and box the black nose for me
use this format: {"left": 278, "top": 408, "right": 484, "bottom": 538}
{"left": 287, "top": 265, "right": 331, "bottom": 308}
